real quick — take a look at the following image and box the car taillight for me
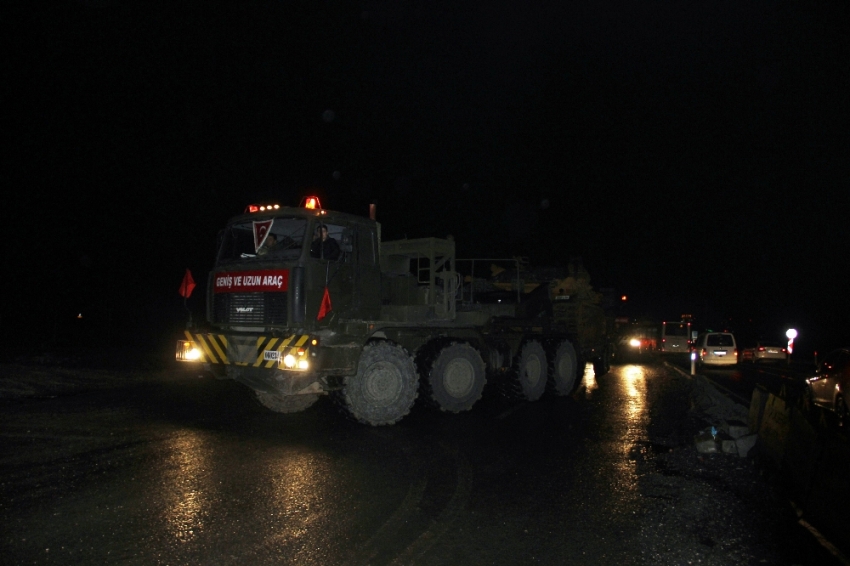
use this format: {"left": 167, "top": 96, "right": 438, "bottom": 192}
{"left": 733, "top": 349, "right": 738, "bottom": 356}
{"left": 701, "top": 349, "right": 707, "bottom": 356}
{"left": 758, "top": 346, "right": 765, "bottom": 351}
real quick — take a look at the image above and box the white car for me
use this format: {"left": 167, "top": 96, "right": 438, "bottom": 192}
{"left": 805, "top": 348, "right": 849, "bottom": 427}
{"left": 693, "top": 332, "right": 738, "bottom": 366}
{"left": 749, "top": 343, "right": 786, "bottom": 363}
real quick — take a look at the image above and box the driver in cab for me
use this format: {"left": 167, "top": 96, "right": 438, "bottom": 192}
{"left": 310, "top": 224, "right": 340, "bottom": 260}
{"left": 256, "top": 233, "right": 277, "bottom": 256}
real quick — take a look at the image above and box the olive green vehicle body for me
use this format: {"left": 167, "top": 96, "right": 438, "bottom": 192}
{"left": 178, "top": 203, "right": 612, "bottom": 424}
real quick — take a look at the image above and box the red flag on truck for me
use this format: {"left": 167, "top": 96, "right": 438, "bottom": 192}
{"left": 253, "top": 220, "right": 273, "bottom": 252}
{"left": 179, "top": 269, "right": 196, "bottom": 298}
{"left": 317, "top": 286, "right": 332, "bottom": 320}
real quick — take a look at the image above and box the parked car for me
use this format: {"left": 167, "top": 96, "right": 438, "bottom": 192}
{"left": 692, "top": 332, "right": 738, "bottom": 366}
{"left": 805, "top": 347, "right": 849, "bottom": 426}
{"left": 741, "top": 342, "right": 786, "bottom": 363}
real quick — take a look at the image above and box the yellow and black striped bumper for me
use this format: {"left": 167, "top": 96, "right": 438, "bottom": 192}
{"left": 176, "top": 331, "right": 312, "bottom": 369}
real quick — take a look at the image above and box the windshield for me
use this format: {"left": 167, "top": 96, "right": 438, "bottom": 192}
{"left": 218, "top": 217, "right": 308, "bottom": 262}
{"left": 664, "top": 323, "right": 689, "bottom": 337}
{"left": 706, "top": 334, "right": 735, "bottom": 347}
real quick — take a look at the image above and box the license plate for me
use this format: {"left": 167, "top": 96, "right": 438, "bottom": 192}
{"left": 766, "top": 349, "right": 778, "bottom": 354}
{"left": 714, "top": 350, "right": 727, "bottom": 356}
{"left": 264, "top": 350, "right": 281, "bottom": 361}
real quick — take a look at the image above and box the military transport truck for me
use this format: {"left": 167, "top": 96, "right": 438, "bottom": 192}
{"left": 177, "top": 197, "right": 612, "bottom": 425}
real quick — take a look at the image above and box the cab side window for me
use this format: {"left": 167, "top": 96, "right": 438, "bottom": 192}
{"left": 357, "top": 226, "right": 377, "bottom": 265}
{"left": 311, "top": 223, "right": 345, "bottom": 262}
{"left": 339, "top": 228, "right": 354, "bottom": 263}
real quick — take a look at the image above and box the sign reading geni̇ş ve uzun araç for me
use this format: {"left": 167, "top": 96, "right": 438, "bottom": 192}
{"left": 214, "top": 270, "right": 289, "bottom": 293}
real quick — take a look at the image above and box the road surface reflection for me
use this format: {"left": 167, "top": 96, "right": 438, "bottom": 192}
{"left": 612, "top": 365, "right": 648, "bottom": 505}
{"left": 161, "top": 429, "right": 214, "bottom": 543}
{"left": 264, "top": 449, "right": 334, "bottom": 559}
{"left": 583, "top": 363, "right": 598, "bottom": 397}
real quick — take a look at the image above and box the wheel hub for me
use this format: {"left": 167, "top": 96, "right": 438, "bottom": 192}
{"left": 558, "top": 356, "right": 572, "bottom": 379}
{"left": 364, "top": 362, "right": 402, "bottom": 403}
{"left": 443, "top": 358, "right": 475, "bottom": 397}
{"left": 525, "top": 356, "right": 542, "bottom": 386}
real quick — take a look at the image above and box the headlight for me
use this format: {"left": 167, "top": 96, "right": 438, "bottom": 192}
{"left": 282, "top": 348, "right": 310, "bottom": 370}
{"left": 176, "top": 340, "right": 203, "bottom": 362}
{"left": 629, "top": 338, "right": 641, "bottom": 348}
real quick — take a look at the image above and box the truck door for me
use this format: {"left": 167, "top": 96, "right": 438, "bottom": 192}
{"left": 309, "top": 222, "right": 352, "bottom": 322}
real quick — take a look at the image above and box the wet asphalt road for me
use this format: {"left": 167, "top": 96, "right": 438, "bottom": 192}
{"left": 0, "top": 361, "right": 843, "bottom": 565}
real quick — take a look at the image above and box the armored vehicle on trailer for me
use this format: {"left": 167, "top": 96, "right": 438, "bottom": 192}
{"left": 177, "top": 197, "right": 612, "bottom": 425}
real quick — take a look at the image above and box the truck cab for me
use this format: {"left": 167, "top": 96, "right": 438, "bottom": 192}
{"left": 211, "top": 200, "right": 382, "bottom": 330}
{"left": 177, "top": 198, "right": 383, "bottom": 395}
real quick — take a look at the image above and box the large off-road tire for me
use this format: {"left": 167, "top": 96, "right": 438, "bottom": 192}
{"left": 550, "top": 339, "right": 578, "bottom": 396}
{"left": 511, "top": 340, "right": 548, "bottom": 402}
{"left": 425, "top": 343, "right": 486, "bottom": 413}
{"left": 343, "top": 341, "right": 419, "bottom": 426}
{"left": 255, "top": 390, "right": 320, "bottom": 413}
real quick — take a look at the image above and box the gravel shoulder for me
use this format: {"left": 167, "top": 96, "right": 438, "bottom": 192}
{"left": 0, "top": 351, "right": 184, "bottom": 401}
{"left": 634, "top": 363, "right": 848, "bottom": 566}
{"left": 0, "top": 364, "right": 146, "bottom": 400}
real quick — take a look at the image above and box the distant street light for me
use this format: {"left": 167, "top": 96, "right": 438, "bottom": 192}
{"left": 785, "top": 328, "right": 797, "bottom": 364}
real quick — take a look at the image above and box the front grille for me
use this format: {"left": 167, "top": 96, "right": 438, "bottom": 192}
{"left": 214, "top": 293, "right": 287, "bottom": 325}
{"left": 266, "top": 293, "right": 287, "bottom": 323}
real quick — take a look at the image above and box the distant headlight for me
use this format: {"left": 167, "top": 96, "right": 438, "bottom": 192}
{"left": 629, "top": 338, "right": 641, "bottom": 348}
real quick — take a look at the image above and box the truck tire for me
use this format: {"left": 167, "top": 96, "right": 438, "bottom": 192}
{"left": 255, "top": 390, "right": 319, "bottom": 413}
{"left": 343, "top": 341, "right": 419, "bottom": 426}
{"left": 513, "top": 340, "right": 548, "bottom": 402}
{"left": 550, "top": 340, "right": 578, "bottom": 396}
{"left": 426, "top": 343, "right": 486, "bottom": 413}
{"left": 593, "top": 354, "right": 610, "bottom": 377}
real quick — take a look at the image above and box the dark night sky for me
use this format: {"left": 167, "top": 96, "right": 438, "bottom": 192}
{"left": 4, "top": 0, "right": 849, "bottom": 356}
